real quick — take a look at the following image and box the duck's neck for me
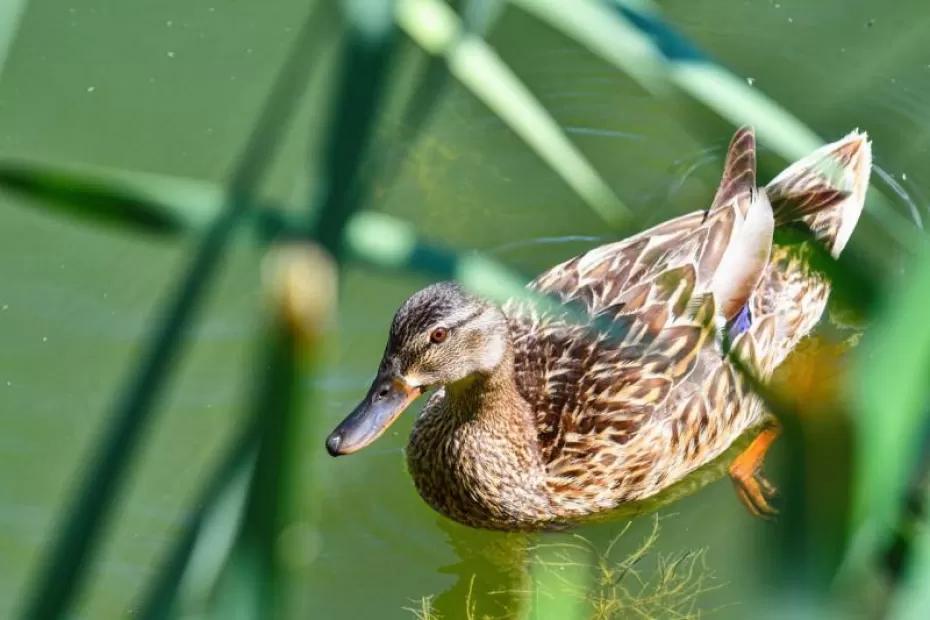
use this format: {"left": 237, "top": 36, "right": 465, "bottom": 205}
{"left": 444, "top": 347, "right": 528, "bottom": 428}
{"left": 407, "top": 342, "right": 554, "bottom": 529}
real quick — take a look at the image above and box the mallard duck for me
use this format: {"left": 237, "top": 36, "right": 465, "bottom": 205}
{"left": 326, "top": 127, "right": 872, "bottom": 531}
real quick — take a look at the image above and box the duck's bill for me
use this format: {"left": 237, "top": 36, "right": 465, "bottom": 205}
{"left": 326, "top": 376, "right": 422, "bottom": 456}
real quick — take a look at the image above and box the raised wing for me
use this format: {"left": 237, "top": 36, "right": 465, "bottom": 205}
{"left": 712, "top": 125, "right": 756, "bottom": 211}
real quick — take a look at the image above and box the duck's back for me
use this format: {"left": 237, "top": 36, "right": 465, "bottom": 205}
{"left": 503, "top": 129, "right": 871, "bottom": 517}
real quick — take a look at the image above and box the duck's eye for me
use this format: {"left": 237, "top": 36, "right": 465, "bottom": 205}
{"left": 429, "top": 327, "right": 448, "bottom": 344}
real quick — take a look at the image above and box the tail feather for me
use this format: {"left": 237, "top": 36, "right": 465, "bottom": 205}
{"left": 711, "top": 126, "right": 757, "bottom": 213}
{"left": 766, "top": 130, "right": 872, "bottom": 256}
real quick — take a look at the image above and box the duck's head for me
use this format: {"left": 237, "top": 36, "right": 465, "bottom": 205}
{"left": 326, "top": 282, "right": 509, "bottom": 456}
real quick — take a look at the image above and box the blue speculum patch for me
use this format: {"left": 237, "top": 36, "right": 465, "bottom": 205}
{"left": 727, "top": 304, "right": 753, "bottom": 340}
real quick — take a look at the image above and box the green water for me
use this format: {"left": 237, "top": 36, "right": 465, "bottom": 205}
{"left": 1, "top": 1, "right": 927, "bottom": 618}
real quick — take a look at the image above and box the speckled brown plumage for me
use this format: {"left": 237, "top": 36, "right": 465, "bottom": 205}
{"left": 335, "top": 127, "right": 872, "bottom": 531}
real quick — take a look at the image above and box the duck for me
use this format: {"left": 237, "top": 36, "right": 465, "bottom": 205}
{"left": 326, "top": 127, "right": 872, "bottom": 531}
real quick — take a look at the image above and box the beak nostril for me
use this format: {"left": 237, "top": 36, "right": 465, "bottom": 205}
{"left": 377, "top": 387, "right": 390, "bottom": 399}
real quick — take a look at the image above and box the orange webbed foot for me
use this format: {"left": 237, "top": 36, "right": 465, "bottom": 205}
{"left": 729, "top": 425, "right": 780, "bottom": 518}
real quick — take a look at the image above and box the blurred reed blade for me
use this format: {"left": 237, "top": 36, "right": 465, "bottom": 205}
{"left": 0, "top": 0, "right": 25, "bottom": 76}
{"left": 0, "top": 159, "right": 538, "bottom": 308}
{"left": 851, "top": 244, "right": 930, "bottom": 558}
{"left": 396, "top": 0, "right": 632, "bottom": 229}
{"left": 17, "top": 7, "right": 331, "bottom": 618}
{"left": 512, "top": 0, "right": 923, "bottom": 250}
{"left": 508, "top": 0, "right": 667, "bottom": 92}
{"left": 341, "top": 0, "right": 463, "bottom": 229}
{"left": 345, "top": 210, "right": 529, "bottom": 302}
{"left": 311, "top": 0, "right": 398, "bottom": 253}
{"left": 0, "top": 163, "right": 220, "bottom": 234}
{"left": 137, "top": 423, "right": 258, "bottom": 620}
{"left": 359, "top": 0, "right": 510, "bottom": 206}
{"left": 214, "top": 245, "right": 336, "bottom": 619}
{"left": 511, "top": 0, "right": 818, "bottom": 155}
{"left": 0, "top": 163, "right": 305, "bottom": 242}
{"left": 219, "top": 318, "right": 303, "bottom": 619}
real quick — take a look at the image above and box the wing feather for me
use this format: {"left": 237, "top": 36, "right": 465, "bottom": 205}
{"left": 505, "top": 127, "right": 785, "bottom": 508}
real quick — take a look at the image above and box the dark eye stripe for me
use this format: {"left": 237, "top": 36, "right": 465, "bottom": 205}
{"left": 441, "top": 308, "right": 484, "bottom": 332}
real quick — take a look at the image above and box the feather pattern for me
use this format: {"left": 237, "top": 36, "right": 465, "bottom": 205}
{"left": 402, "top": 128, "right": 871, "bottom": 530}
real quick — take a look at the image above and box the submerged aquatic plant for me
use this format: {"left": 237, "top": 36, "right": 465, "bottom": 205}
{"left": 407, "top": 517, "right": 724, "bottom": 620}
{"left": 528, "top": 518, "right": 723, "bottom": 620}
